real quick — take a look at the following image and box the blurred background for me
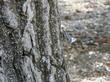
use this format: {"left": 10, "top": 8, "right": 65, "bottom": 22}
{"left": 58, "top": 0, "right": 110, "bottom": 82}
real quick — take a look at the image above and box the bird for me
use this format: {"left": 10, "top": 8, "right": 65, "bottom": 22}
{"left": 63, "top": 31, "right": 77, "bottom": 44}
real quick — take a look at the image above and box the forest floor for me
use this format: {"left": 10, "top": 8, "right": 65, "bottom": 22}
{"left": 58, "top": 0, "right": 110, "bottom": 82}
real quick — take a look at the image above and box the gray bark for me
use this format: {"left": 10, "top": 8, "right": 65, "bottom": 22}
{"left": 0, "top": 0, "right": 69, "bottom": 82}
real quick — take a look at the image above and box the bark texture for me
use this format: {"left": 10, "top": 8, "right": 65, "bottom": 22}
{"left": 0, "top": 0, "right": 69, "bottom": 82}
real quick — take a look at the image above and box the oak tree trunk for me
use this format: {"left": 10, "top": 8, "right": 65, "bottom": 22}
{"left": 0, "top": 0, "right": 69, "bottom": 82}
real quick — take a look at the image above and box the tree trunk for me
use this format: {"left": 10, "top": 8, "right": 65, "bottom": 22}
{"left": 0, "top": 0, "right": 69, "bottom": 82}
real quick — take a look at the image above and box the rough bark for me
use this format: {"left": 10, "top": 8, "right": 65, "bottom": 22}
{"left": 0, "top": 0, "right": 69, "bottom": 82}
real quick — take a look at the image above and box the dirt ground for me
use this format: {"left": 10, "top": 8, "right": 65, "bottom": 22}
{"left": 58, "top": 0, "right": 110, "bottom": 82}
